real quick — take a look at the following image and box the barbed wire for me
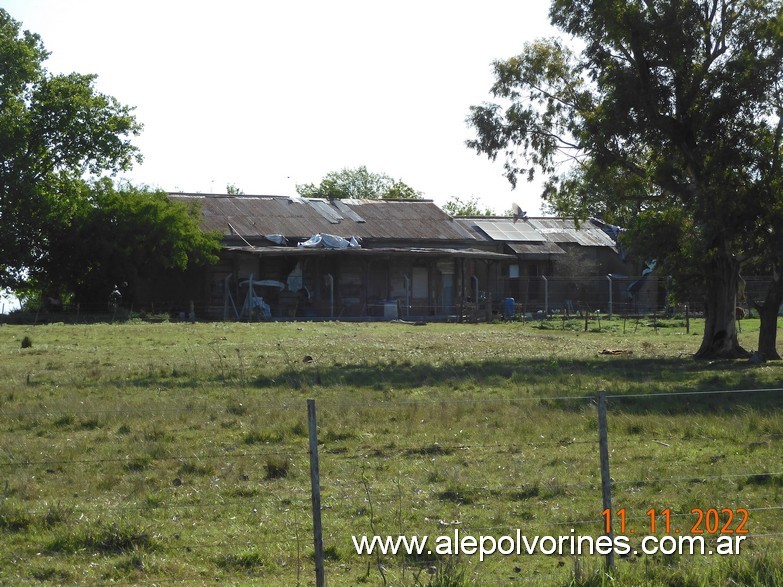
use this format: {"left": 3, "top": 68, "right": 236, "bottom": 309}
{"left": 3, "top": 386, "right": 783, "bottom": 585}
{"left": 2, "top": 449, "right": 781, "bottom": 501}
{"left": 3, "top": 386, "right": 782, "bottom": 421}
{"left": 4, "top": 433, "right": 779, "bottom": 472}
{"left": 0, "top": 447, "right": 309, "bottom": 468}
{"left": 612, "top": 470, "right": 783, "bottom": 487}
{"left": 607, "top": 387, "right": 783, "bottom": 400}
{"left": 0, "top": 401, "right": 306, "bottom": 419}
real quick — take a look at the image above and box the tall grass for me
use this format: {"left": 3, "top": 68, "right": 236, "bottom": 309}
{"left": 0, "top": 318, "right": 781, "bottom": 585}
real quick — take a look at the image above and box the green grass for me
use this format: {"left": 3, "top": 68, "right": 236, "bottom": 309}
{"left": 0, "top": 318, "right": 781, "bottom": 585}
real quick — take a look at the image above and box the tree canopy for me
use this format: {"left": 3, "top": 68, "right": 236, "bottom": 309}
{"left": 0, "top": 8, "right": 142, "bottom": 290}
{"left": 296, "top": 166, "right": 422, "bottom": 200}
{"left": 468, "top": 0, "right": 783, "bottom": 359}
{"left": 441, "top": 195, "right": 494, "bottom": 216}
{"left": 34, "top": 180, "right": 221, "bottom": 309}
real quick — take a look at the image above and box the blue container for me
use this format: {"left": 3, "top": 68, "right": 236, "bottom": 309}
{"left": 503, "top": 297, "right": 515, "bottom": 319}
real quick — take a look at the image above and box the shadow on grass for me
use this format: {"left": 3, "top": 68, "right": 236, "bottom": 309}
{"left": 607, "top": 385, "right": 783, "bottom": 416}
{"left": 248, "top": 355, "right": 783, "bottom": 416}
{"left": 253, "top": 355, "right": 779, "bottom": 389}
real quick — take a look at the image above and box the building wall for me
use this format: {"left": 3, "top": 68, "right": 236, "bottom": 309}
{"left": 135, "top": 234, "right": 650, "bottom": 320}
{"left": 181, "top": 251, "right": 481, "bottom": 321}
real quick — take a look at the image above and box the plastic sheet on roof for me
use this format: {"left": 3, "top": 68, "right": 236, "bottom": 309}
{"left": 297, "top": 234, "right": 362, "bottom": 249}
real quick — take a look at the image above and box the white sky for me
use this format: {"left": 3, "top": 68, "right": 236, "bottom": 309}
{"left": 2, "top": 0, "right": 561, "bottom": 216}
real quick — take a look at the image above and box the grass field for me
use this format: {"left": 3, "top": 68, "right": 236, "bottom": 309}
{"left": 1, "top": 316, "right": 782, "bottom": 586}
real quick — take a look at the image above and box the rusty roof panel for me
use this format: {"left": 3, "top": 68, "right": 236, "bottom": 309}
{"left": 170, "top": 194, "right": 477, "bottom": 242}
{"left": 507, "top": 242, "right": 567, "bottom": 256}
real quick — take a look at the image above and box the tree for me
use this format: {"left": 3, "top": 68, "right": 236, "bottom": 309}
{"left": 0, "top": 9, "right": 142, "bottom": 291}
{"left": 467, "top": 0, "right": 783, "bottom": 359}
{"left": 442, "top": 195, "right": 494, "bottom": 216}
{"left": 296, "top": 166, "right": 422, "bottom": 199}
{"left": 737, "top": 120, "right": 783, "bottom": 360}
{"left": 34, "top": 180, "right": 221, "bottom": 309}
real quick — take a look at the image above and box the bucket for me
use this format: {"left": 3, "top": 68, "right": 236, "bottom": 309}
{"left": 503, "top": 297, "right": 515, "bottom": 319}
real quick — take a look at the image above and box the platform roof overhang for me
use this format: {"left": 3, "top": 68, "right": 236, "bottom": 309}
{"left": 506, "top": 241, "right": 567, "bottom": 260}
{"left": 224, "top": 245, "right": 515, "bottom": 261}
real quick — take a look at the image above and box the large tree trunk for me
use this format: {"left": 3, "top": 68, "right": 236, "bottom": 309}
{"left": 694, "top": 250, "right": 749, "bottom": 359}
{"left": 755, "top": 274, "right": 783, "bottom": 361}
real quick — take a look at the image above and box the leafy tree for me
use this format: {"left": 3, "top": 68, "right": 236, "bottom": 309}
{"left": 442, "top": 196, "right": 494, "bottom": 216}
{"left": 384, "top": 179, "right": 422, "bottom": 200}
{"left": 467, "top": 0, "right": 783, "bottom": 359}
{"left": 296, "top": 166, "right": 422, "bottom": 199}
{"left": 34, "top": 180, "right": 221, "bottom": 309}
{"left": 0, "top": 9, "right": 142, "bottom": 291}
{"left": 737, "top": 111, "right": 783, "bottom": 359}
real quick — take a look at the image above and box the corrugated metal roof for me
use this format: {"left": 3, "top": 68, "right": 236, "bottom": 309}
{"left": 170, "top": 194, "right": 476, "bottom": 243}
{"left": 506, "top": 242, "right": 567, "bottom": 256}
{"left": 527, "top": 218, "right": 617, "bottom": 247}
{"left": 454, "top": 216, "right": 618, "bottom": 252}
{"left": 472, "top": 219, "right": 547, "bottom": 242}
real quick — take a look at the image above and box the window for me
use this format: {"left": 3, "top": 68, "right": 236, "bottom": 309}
{"left": 412, "top": 266, "right": 428, "bottom": 298}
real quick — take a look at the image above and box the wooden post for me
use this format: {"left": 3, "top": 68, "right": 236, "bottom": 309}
{"left": 458, "top": 260, "right": 465, "bottom": 323}
{"left": 308, "top": 399, "right": 325, "bottom": 587}
{"left": 685, "top": 303, "right": 690, "bottom": 334}
{"left": 597, "top": 392, "right": 614, "bottom": 572}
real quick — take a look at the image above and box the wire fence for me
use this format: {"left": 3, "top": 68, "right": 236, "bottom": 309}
{"left": 503, "top": 275, "right": 779, "bottom": 319}
{"left": 2, "top": 387, "right": 782, "bottom": 585}
{"left": 5, "top": 275, "right": 779, "bottom": 324}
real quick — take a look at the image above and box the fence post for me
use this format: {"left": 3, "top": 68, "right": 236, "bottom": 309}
{"left": 307, "top": 399, "right": 325, "bottom": 587}
{"left": 326, "top": 274, "right": 334, "bottom": 319}
{"left": 597, "top": 392, "right": 614, "bottom": 573}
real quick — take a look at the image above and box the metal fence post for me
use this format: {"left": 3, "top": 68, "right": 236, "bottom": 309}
{"left": 307, "top": 399, "right": 325, "bottom": 587}
{"left": 597, "top": 392, "right": 614, "bottom": 572}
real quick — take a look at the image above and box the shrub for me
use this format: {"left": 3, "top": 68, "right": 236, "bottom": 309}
{"left": 264, "top": 455, "right": 290, "bottom": 480}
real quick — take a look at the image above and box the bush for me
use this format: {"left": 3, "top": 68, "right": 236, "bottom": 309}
{"left": 264, "top": 455, "right": 290, "bottom": 480}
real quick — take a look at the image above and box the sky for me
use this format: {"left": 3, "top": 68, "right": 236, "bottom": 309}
{"left": 2, "top": 0, "right": 563, "bottom": 218}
